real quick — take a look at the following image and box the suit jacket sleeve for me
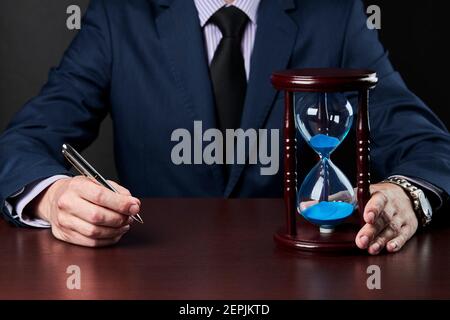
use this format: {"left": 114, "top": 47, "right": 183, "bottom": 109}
{"left": 0, "top": 0, "right": 112, "bottom": 223}
{"left": 340, "top": 0, "right": 450, "bottom": 197}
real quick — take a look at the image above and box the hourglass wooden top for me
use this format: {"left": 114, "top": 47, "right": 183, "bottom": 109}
{"left": 271, "top": 68, "right": 378, "bottom": 92}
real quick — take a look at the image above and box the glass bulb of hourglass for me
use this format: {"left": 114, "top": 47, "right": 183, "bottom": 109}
{"left": 295, "top": 92, "right": 354, "bottom": 155}
{"left": 298, "top": 159, "right": 356, "bottom": 230}
{"left": 294, "top": 92, "right": 356, "bottom": 231}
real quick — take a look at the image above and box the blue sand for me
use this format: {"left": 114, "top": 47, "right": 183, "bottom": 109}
{"left": 301, "top": 201, "right": 354, "bottom": 227}
{"left": 309, "top": 134, "right": 340, "bottom": 155}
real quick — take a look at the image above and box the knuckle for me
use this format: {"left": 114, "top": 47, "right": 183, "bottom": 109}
{"left": 375, "top": 236, "right": 387, "bottom": 246}
{"left": 56, "top": 195, "right": 70, "bottom": 210}
{"left": 92, "top": 188, "right": 105, "bottom": 204}
{"left": 383, "top": 210, "right": 394, "bottom": 222}
{"left": 397, "top": 233, "right": 408, "bottom": 245}
{"left": 378, "top": 192, "right": 388, "bottom": 207}
{"left": 123, "top": 215, "right": 131, "bottom": 225}
{"left": 389, "top": 221, "right": 401, "bottom": 233}
{"left": 90, "top": 208, "right": 104, "bottom": 224}
{"left": 402, "top": 223, "right": 417, "bottom": 237}
{"left": 55, "top": 214, "right": 64, "bottom": 227}
{"left": 56, "top": 213, "right": 69, "bottom": 229}
{"left": 59, "top": 231, "right": 70, "bottom": 243}
{"left": 365, "top": 202, "right": 377, "bottom": 213}
{"left": 375, "top": 215, "right": 387, "bottom": 230}
{"left": 401, "top": 224, "right": 412, "bottom": 235}
{"left": 86, "top": 225, "right": 102, "bottom": 238}
{"left": 118, "top": 199, "right": 130, "bottom": 213}
{"left": 52, "top": 227, "right": 68, "bottom": 242}
{"left": 366, "top": 230, "right": 378, "bottom": 242}
{"left": 112, "top": 216, "right": 126, "bottom": 227}
{"left": 404, "top": 217, "right": 414, "bottom": 227}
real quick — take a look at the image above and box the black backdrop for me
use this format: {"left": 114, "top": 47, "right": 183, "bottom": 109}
{"left": 1, "top": 0, "right": 449, "bottom": 180}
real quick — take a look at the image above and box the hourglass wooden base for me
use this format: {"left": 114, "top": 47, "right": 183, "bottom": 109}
{"left": 271, "top": 69, "right": 378, "bottom": 253}
{"left": 274, "top": 217, "right": 360, "bottom": 253}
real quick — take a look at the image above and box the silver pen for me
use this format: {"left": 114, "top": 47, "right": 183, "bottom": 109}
{"left": 62, "top": 144, "right": 144, "bottom": 224}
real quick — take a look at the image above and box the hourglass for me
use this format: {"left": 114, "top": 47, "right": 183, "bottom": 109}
{"left": 271, "top": 69, "right": 378, "bottom": 252}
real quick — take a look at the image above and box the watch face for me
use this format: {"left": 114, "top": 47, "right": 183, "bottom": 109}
{"left": 418, "top": 191, "right": 432, "bottom": 217}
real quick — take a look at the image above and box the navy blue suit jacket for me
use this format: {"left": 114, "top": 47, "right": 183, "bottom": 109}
{"left": 1, "top": 0, "right": 449, "bottom": 223}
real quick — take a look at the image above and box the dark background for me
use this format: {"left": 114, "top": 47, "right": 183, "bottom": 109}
{"left": 1, "top": 0, "right": 449, "bottom": 180}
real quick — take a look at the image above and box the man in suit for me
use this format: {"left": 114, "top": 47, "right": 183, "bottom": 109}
{"left": 0, "top": 0, "right": 449, "bottom": 254}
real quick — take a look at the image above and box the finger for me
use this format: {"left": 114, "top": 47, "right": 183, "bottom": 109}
{"left": 107, "top": 180, "right": 132, "bottom": 196}
{"left": 367, "top": 226, "right": 396, "bottom": 255}
{"left": 386, "top": 223, "right": 418, "bottom": 253}
{"left": 72, "top": 179, "right": 140, "bottom": 215}
{"left": 369, "top": 214, "right": 404, "bottom": 254}
{"left": 299, "top": 200, "right": 318, "bottom": 212}
{"left": 58, "top": 213, "right": 131, "bottom": 239}
{"left": 59, "top": 196, "right": 131, "bottom": 228}
{"left": 53, "top": 227, "right": 124, "bottom": 247}
{"left": 364, "top": 191, "right": 388, "bottom": 224}
{"left": 367, "top": 212, "right": 408, "bottom": 254}
{"left": 355, "top": 216, "right": 388, "bottom": 249}
{"left": 328, "top": 190, "right": 353, "bottom": 202}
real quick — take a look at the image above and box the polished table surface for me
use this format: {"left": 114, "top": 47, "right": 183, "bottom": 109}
{"left": 0, "top": 199, "right": 449, "bottom": 300}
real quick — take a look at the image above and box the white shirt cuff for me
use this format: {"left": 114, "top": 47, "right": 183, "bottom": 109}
{"left": 11, "top": 175, "right": 70, "bottom": 228}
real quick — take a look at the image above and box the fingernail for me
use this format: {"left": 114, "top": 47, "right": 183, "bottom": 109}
{"left": 371, "top": 243, "right": 380, "bottom": 252}
{"left": 360, "top": 235, "right": 369, "bottom": 248}
{"left": 128, "top": 217, "right": 135, "bottom": 224}
{"left": 388, "top": 242, "right": 398, "bottom": 251}
{"left": 367, "top": 211, "right": 375, "bottom": 223}
{"left": 121, "top": 225, "right": 131, "bottom": 233}
{"left": 129, "top": 204, "right": 140, "bottom": 215}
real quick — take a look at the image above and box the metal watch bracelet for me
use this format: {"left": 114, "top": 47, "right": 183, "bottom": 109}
{"left": 382, "top": 176, "right": 432, "bottom": 227}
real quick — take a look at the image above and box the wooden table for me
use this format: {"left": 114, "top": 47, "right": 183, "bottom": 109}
{"left": 0, "top": 199, "right": 449, "bottom": 300}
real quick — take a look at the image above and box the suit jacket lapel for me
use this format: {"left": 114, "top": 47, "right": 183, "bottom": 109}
{"left": 224, "top": 0, "right": 299, "bottom": 197}
{"left": 154, "top": 0, "right": 226, "bottom": 192}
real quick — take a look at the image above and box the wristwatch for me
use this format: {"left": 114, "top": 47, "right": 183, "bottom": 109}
{"left": 383, "top": 176, "right": 433, "bottom": 227}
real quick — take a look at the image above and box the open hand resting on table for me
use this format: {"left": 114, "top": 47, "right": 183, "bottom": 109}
{"left": 356, "top": 183, "right": 419, "bottom": 255}
{"left": 26, "top": 176, "right": 141, "bottom": 247}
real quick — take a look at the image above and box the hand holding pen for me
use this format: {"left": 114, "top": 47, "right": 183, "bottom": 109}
{"left": 62, "top": 144, "right": 144, "bottom": 224}
{"left": 25, "top": 144, "right": 143, "bottom": 247}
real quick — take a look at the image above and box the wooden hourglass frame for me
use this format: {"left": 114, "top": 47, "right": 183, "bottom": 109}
{"left": 271, "top": 69, "right": 378, "bottom": 252}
